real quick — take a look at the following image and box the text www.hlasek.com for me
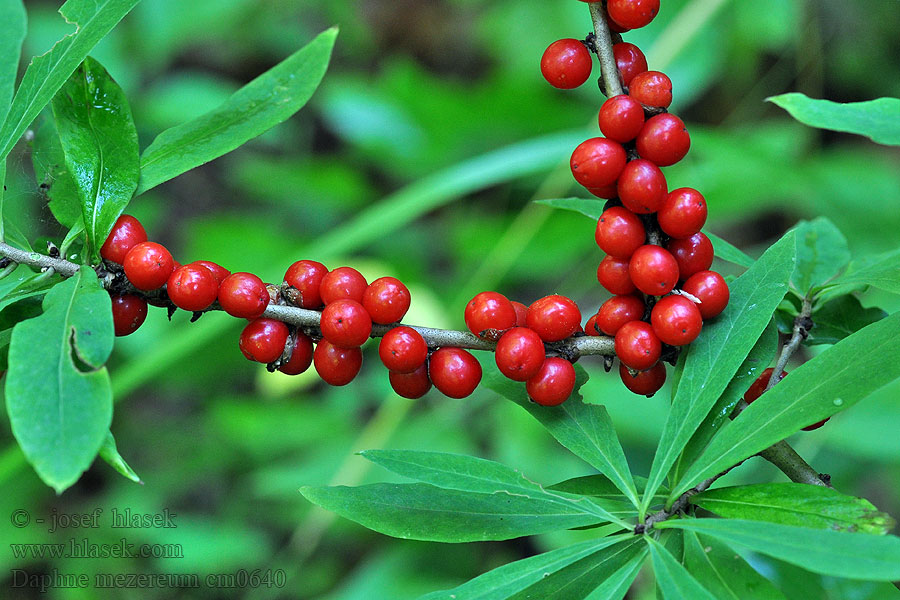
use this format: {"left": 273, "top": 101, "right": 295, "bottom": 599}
{"left": 10, "top": 538, "right": 184, "bottom": 560}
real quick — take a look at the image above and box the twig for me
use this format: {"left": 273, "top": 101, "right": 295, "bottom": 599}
{"left": 766, "top": 294, "right": 813, "bottom": 391}
{"left": 588, "top": 3, "right": 624, "bottom": 98}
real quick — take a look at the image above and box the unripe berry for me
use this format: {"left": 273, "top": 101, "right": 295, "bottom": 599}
{"left": 314, "top": 339, "right": 363, "bottom": 386}
{"left": 628, "top": 245, "right": 679, "bottom": 296}
{"left": 320, "top": 299, "right": 372, "bottom": 348}
{"left": 167, "top": 263, "right": 218, "bottom": 311}
{"left": 101, "top": 215, "right": 147, "bottom": 264}
{"left": 526, "top": 357, "right": 576, "bottom": 406}
{"left": 218, "top": 272, "right": 270, "bottom": 319}
{"left": 240, "top": 318, "right": 289, "bottom": 363}
{"left": 495, "top": 327, "right": 545, "bottom": 382}
{"left": 570, "top": 138, "right": 628, "bottom": 189}
{"left": 540, "top": 39, "right": 592, "bottom": 89}
{"left": 595, "top": 206, "right": 646, "bottom": 259}
{"left": 123, "top": 241, "right": 174, "bottom": 291}
{"left": 429, "top": 347, "right": 482, "bottom": 399}
{"left": 110, "top": 294, "right": 148, "bottom": 336}
{"left": 526, "top": 295, "right": 581, "bottom": 342}
{"left": 650, "top": 294, "right": 703, "bottom": 346}
{"left": 363, "top": 277, "right": 411, "bottom": 324}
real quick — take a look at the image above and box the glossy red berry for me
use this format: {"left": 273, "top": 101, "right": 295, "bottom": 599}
{"left": 320, "top": 266, "right": 367, "bottom": 304}
{"left": 465, "top": 291, "right": 517, "bottom": 340}
{"left": 526, "top": 357, "right": 576, "bottom": 406}
{"left": 278, "top": 332, "right": 315, "bottom": 375}
{"left": 284, "top": 260, "right": 328, "bottom": 309}
{"left": 429, "top": 347, "right": 482, "bottom": 399}
{"left": 570, "top": 138, "right": 627, "bottom": 189}
{"left": 320, "top": 299, "right": 372, "bottom": 348}
{"left": 682, "top": 270, "right": 729, "bottom": 319}
{"left": 167, "top": 263, "right": 218, "bottom": 311}
{"left": 614, "top": 320, "right": 661, "bottom": 371}
{"left": 526, "top": 295, "right": 581, "bottom": 342}
{"left": 667, "top": 232, "right": 714, "bottom": 280}
{"left": 629, "top": 71, "right": 672, "bottom": 108}
{"left": 595, "top": 206, "right": 646, "bottom": 258}
{"left": 744, "top": 368, "right": 783, "bottom": 403}
{"left": 314, "top": 339, "right": 363, "bottom": 386}
{"left": 218, "top": 272, "right": 270, "bottom": 319}
{"left": 584, "top": 313, "right": 602, "bottom": 336}
{"left": 619, "top": 362, "right": 666, "bottom": 396}
{"left": 540, "top": 39, "right": 592, "bottom": 89}
{"left": 586, "top": 183, "right": 618, "bottom": 200}
{"left": 636, "top": 113, "right": 691, "bottom": 167}
{"left": 240, "top": 318, "right": 289, "bottom": 363}
{"left": 511, "top": 301, "right": 528, "bottom": 327}
{"left": 658, "top": 188, "right": 707, "bottom": 239}
{"left": 597, "top": 255, "right": 637, "bottom": 295}
{"left": 191, "top": 260, "right": 231, "bottom": 285}
{"left": 628, "top": 245, "right": 679, "bottom": 296}
{"left": 101, "top": 215, "right": 147, "bottom": 264}
{"left": 617, "top": 159, "right": 668, "bottom": 214}
{"left": 110, "top": 294, "right": 148, "bottom": 336}
{"left": 495, "top": 327, "right": 545, "bottom": 382}
{"left": 613, "top": 42, "right": 648, "bottom": 87}
{"left": 379, "top": 326, "right": 428, "bottom": 373}
{"left": 362, "top": 276, "right": 411, "bottom": 324}
{"left": 596, "top": 295, "right": 646, "bottom": 336}
{"left": 598, "top": 95, "right": 645, "bottom": 143}
{"left": 389, "top": 363, "right": 432, "bottom": 399}
{"left": 607, "top": 0, "right": 660, "bottom": 30}
{"left": 123, "top": 241, "right": 175, "bottom": 291}
{"left": 651, "top": 295, "right": 703, "bottom": 346}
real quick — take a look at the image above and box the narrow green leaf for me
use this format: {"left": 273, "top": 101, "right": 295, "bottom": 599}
{"left": 98, "top": 430, "right": 141, "bottom": 484}
{"left": 674, "top": 310, "right": 900, "bottom": 496}
{"left": 644, "top": 231, "right": 796, "bottom": 511}
{"left": 805, "top": 295, "right": 887, "bottom": 346}
{"left": 790, "top": 217, "right": 850, "bottom": 294}
{"left": 705, "top": 230, "right": 754, "bottom": 268}
{"left": 5, "top": 267, "right": 113, "bottom": 492}
{"left": 646, "top": 536, "right": 718, "bottom": 600}
{"left": 0, "top": 0, "right": 26, "bottom": 117}
{"left": 0, "top": 0, "right": 140, "bottom": 161}
{"left": 485, "top": 366, "right": 640, "bottom": 510}
{"left": 827, "top": 247, "right": 900, "bottom": 295}
{"left": 32, "top": 115, "right": 83, "bottom": 229}
{"left": 51, "top": 57, "right": 139, "bottom": 261}
{"left": 549, "top": 474, "right": 668, "bottom": 508}
{"left": 767, "top": 93, "right": 900, "bottom": 146}
{"left": 682, "top": 530, "right": 786, "bottom": 600}
{"left": 583, "top": 546, "right": 647, "bottom": 600}
{"left": 137, "top": 27, "right": 337, "bottom": 195}
{"left": 656, "top": 519, "right": 900, "bottom": 581}
{"left": 690, "top": 483, "right": 894, "bottom": 535}
{"left": 536, "top": 197, "right": 606, "bottom": 220}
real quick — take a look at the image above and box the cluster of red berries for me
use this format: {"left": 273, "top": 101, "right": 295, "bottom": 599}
{"left": 540, "top": 0, "right": 730, "bottom": 397}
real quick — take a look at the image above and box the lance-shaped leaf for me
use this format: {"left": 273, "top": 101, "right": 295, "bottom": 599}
{"left": 536, "top": 197, "right": 605, "bottom": 220}
{"left": 827, "top": 247, "right": 900, "bottom": 295}
{"left": 646, "top": 536, "right": 718, "bottom": 600}
{"left": 682, "top": 530, "right": 786, "bottom": 600}
{"left": 790, "top": 217, "right": 850, "bottom": 294}
{"left": 98, "top": 430, "right": 141, "bottom": 484}
{"left": 5, "top": 267, "right": 114, "bottom": 492}
{"left": 767, "top": 94, "right": 900, "bottom": 146}
{"left": 705, "top": 231, "right": 754, "bottom": 268}
{"left": 32, "top": 117, "right": 81, "bottom": 228}
{"left": 799, "top": 295, "right": 886, "bottom": 346}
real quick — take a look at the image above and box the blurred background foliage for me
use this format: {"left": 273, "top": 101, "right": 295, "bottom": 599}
{"left": 2, "top": 0, "right": 899, "bottom": 598}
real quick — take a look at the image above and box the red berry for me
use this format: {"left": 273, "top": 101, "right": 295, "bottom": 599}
{"left": 744, "top": 368, "right": 826, "bottom": 430}
{"left": 682, "top": 270, "right": 729, "bottom": 319}
{"left": 667, "top": 233, "right": 714, "bottom": 280}
{"left": 495, "top": 327, "right": 545, "bottom": 381}
{"left": 278, "top": 332, "right": 315, "bottom": 375}
{"left": 218, "top": 272, "right": 270, "bottom": 319}
{"left": 613, "top": 43, "right": 648, "bottom": 87}
{"left": 540, "top": 39, "right": 592, "bottom": 89}
{"left": 101, "top": 215, "right": 147, "bottom": 264}
{"left": 598, "top": 95, "right": 645, "bottom": 143}
{"left": 658, "top": 188, "right": 707, "bottom": 239}
{"left": 320, "top": 266, "right": 367, "bottom": 304}
{"left": 614, "top": 320, "right": 661, "bottom": 371}
{"left": 429, "top": 347, "right": 482, "bottom": 399}
{"left": 362, "top": 276, "right": 411, "bottom": 324}
{"left": 284, "top": 260, "right": 328, "bottom": 308}
{"left": 320, "top": 299, "right": 372, "bottom": 348}
{"left": 636, "top": 113, "right": 691, "bottom": 166}
{"left": 511, "top": 301, "right": 528, "bottom": 327}
{"left": 526, "top": 357, "right": 576, "bottom": 406}
{"left": 628, "top": 245, "right": 680, "bottom": 296}
{"left": 607, "top": 0, "right": 660, "bottom": 30}
{"left": 597, "top": 255, "right": 637, "bottom": 295}
{"left": 587, "top": 183, "right": 619, "bottom": 200}
{"left": 465, "top": 291, "right": 517, "bottom": 340}
{"left": 110, "top": 294, "right": 148, "bottom": 336}
{"left": 619, "top": 362, "right": 666, "bottom": 396}
{"left": 167, "top": 264, "right": 218, "bottom": 311}
{"left": 240, "top": 318, "right": 289, "bottom": 363}
{"left": 379, "top": 326, "right": 428, "bottom": 373}
{"left": 526, "top": 295, "right": 581, "bottom": 342}
{"left": 123, "top": 241, "right": 175, "bottom": 291}
{"left": 584, "top": 313, "right": 602, "bottom": 336}
{"left": 629, "top": 71, "right": 672, "bottom": 108}
{"left": 570, "top": 138, "right": 627, "bottom": 189}
{"left": 617, "top": 159, "right": 668, "bottom": 214}
{"left": 595, "top": 206, "right": 646, "bottom": 258}
{"left": 650, "top": 295, "right": 703, "bottom": 346}
{"left": 389, "top": 363, "right": 432, "bottom": 399}
{"left": 314, "top": 339, "right": 363, "bottom": 386}
{"left": 191, "top": 260, "right": 231, "bottom": 285}
{"left": 596, "top": 295, "right": 646, "bottom": 336}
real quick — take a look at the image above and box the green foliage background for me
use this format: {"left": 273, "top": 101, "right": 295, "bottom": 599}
{"left": 1, "top": 0, "right": 899, "bottom": 598}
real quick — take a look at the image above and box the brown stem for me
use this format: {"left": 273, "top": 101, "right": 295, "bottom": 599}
{"left": 588, "top": 3, "right": 624, "bottom": 98}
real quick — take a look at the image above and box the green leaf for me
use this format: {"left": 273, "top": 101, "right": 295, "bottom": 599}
{"left": 0, "top": 0, "right": 140, "bottom": 161}
{"left": 5, "top": 267, "right": 113, "bottom": 492}
{"left": 790, "top": 217, "right": 850, "bottom": 294}
{"left": 827, "top": 247, "right": 900, "bottom": 295}
{"left": 136, "top": 27, "right": 337, "bottom": 195}
{"left": 484, "top": 366, "right": 640, "bottom": 510}
{"left": 549, "top": 474, "right": 668, "bottom": 507}
{"left": 690, "top": 483, "right": 894, "bottom": 535}
{"left": 805, "top": 295, "right": 887, "bottom": 346}
{"left": 767, "top": 93, "right": 900, "bottom": 146}
{"left": 644, "top": 231, "right": 796, "bottom": 511}
{"left": 299, "top": 482, "right": 614, "bottom": 543}
{"left": 536, "top": 197, "right": 605, "bottom": 220}
{"left": 646, "top": 536, "right": 717, "bottom": 600}
{"left": 51, "top": 57, "right": 139, "bottom": 261}
{"left": 705, "top": 230, "right": 754, "bottom": 268}
{"left": 98, "top": 430, "right": 141, "bottom": 484}
{"left": 682, "top": 530, "right": 786, "bottom": 600}
{"left": 583, "top": 546, "right": 646, "bottom": 600}
{"left": 0, "top": 0, "right": 26, "bottom": 118}
{"left": 656, "top": 519, "right": 900, "bottom": 581}
{"left": 32, "top": 115, "right": 83, "bottom": 228}
{"left": 674, "top": 310, "right": 900, "bottom": 496}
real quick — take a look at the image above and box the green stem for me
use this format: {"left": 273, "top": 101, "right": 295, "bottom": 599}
{"left": 588, "top": 3, "right": 624, "bottom": 97}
